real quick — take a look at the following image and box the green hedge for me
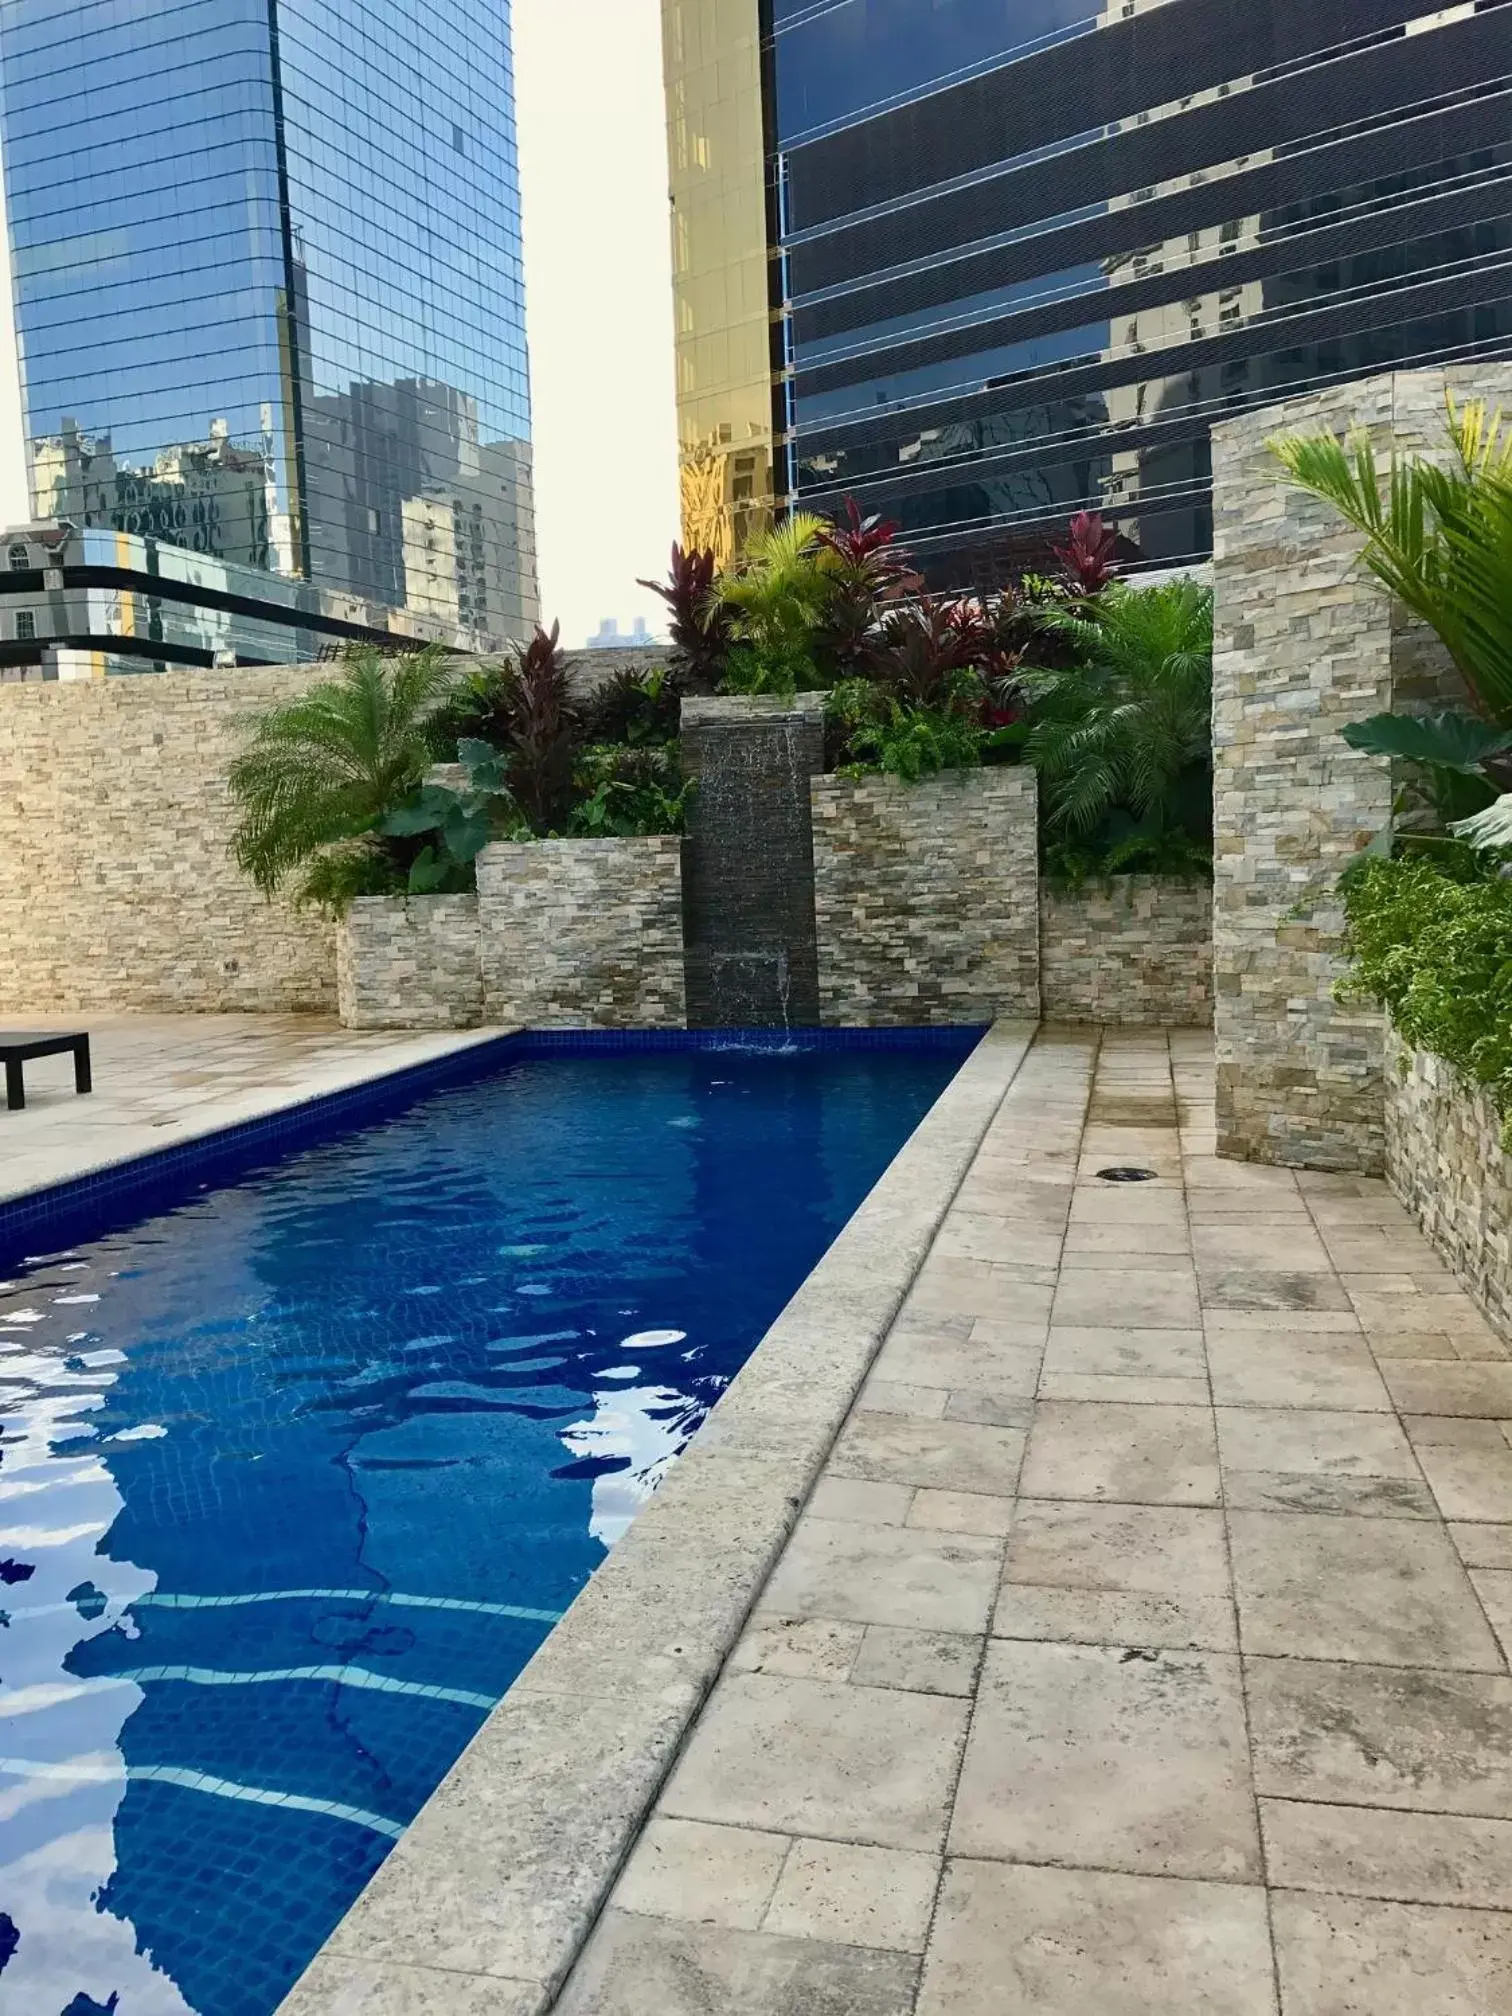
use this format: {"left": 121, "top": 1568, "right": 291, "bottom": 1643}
{"left": 1340, "top": 856, "right": 1512, "bottom": 1136}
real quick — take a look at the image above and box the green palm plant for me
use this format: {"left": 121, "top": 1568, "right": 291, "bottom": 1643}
{"left": 717, "top": 513, "right": 834, "bottom": 693}
{"left": 229, "top": 642, "right": 460, "bottom": 910}
{"left": 1269, "top": 394, "right": 1512, "bottom": 725}
{"left": 1025, "top": 578, "right": 1214, "bottom": 851}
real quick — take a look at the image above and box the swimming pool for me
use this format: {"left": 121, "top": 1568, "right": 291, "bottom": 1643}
{"left": 0, "top": 1032, "right": 976, "bottom": 2016}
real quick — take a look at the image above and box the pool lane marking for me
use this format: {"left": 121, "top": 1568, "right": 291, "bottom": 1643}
{"left": 131, "top": 1588, "right": 564, "bottom": 1623}
{"left": 112, "top": 1663, "right": 497, "bottom": 1709}
{"left": 0, "top": 1754, "right": 403, "bottom": 1839}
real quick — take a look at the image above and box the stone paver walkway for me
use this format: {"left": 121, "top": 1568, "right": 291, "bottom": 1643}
{"left": 0, "top": 1013, "right": 502, "bottom": 1205}
{"left": 556, "top": 1026, "right": 1512, "bottom": 2014}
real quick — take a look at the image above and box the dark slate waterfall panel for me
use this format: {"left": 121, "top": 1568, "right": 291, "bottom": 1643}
{"left": 679, "top": 695, "right": 827, "bottom": 1029}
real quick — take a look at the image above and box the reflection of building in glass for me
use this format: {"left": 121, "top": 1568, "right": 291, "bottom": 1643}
{"left": 0, "top": 0, "right": 538, "bottom": 653}
{"left": 0, "top": 521, "right": 467, "bottom": 681}
{"left": 31, "top": 419, "right": 279, "bottom": 575}
{"left": 663, "top": 0, "right": 1512, "bottom": 583}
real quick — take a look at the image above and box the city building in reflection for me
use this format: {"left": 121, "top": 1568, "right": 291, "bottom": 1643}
{"left": 660, "top": 0, "right": 1512, "bottom": 582}
{"left": 0, "top": 0, "right": 538, "bottom": 670}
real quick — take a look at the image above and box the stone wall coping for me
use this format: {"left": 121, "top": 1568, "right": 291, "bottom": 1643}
{"left": 680, "top": 691, "right": 828, "bottom": 727}
{"left": 277, "top": 1019, "right": 1036, "bottom": 2016}
{"left": 477, "top": 834, "right": 681, "bottom": 858}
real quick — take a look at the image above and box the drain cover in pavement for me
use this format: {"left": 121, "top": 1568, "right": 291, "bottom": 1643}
{"left": 1095, "top": 1166, "right": 1158, "bottom": 1182}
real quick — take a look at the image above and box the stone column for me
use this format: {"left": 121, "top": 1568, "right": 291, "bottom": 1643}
{"left": 1211, "top": 364, "right": 1511, "bottom": 1172}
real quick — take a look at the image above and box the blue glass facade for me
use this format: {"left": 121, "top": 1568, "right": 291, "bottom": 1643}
{"left": 0, "top": 0, "right": 536, "bottom": 641}
{"left": 668, "top": 0, "right": 1512, "bottom": 585}
{"left": 773, "top": 0, "right": 1512, "bottom": 582}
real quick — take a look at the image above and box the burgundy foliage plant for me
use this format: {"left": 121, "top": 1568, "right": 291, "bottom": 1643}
{"left": 1051, "top": 510, "right": 1121, "bottom": 594}
{"left": 637, "top": 543, "right": 733, "bottom": 694}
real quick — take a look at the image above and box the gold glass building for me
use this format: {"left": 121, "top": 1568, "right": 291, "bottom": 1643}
{"left": 659, "top": 0, "right": 779, "bottom": 568}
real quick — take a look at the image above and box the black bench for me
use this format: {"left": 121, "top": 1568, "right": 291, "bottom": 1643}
{"left": 1, "top": 1031, "right": 92, "bottom": 1111}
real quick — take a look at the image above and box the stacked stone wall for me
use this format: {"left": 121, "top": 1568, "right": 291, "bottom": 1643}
{"left": 476, "top": 835, "right": 685, "bottom": 1028}
{"left": 1386, "top": 1030, "right": 1512, "bottom": 1345}
{"left": 336, "top": 896, "right": 482, "bottom": 1030}
{"left": 0, "top": 664, "right": 335, "bottom": 1013}
{"left": 1210, "top": 364, "right": 1506, "bottom": 1171}
{"left": 811, "top": 768, "right": 1038, "bottom": 1025}
{"left": 1039, "top": 877, "right": 1212, "bottom": 1026}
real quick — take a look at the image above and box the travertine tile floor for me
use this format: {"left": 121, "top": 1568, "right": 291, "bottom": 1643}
{"left": 0, "top": 1013, "right": 501, "bottom": 1203}
{"left": 556, "top": 1027, "right": 1512, "bottom": 2015}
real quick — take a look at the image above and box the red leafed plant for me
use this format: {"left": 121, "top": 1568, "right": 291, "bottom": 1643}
{"left": 1051, "top": 510, "right": 1120, "bottom": 594}
{"left": 499, "top": 621, "right": 580, "bottom": 833}
{"left": 864, "top": 597, "right": 987, "bottom": 708}
{"left": 815, "top": 497, "right": 924, "bottom": 678}
{"left": 637, "top": 543, "right": 733, "bottom": 693}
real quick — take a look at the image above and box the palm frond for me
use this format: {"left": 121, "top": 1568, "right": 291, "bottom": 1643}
{"left": 228, "top": 643, "right": 459, "bottom": 905}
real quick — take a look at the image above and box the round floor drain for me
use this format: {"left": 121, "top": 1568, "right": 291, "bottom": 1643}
{"left": 1096, "top": 1166, "right": 1158, "bottom": 1183}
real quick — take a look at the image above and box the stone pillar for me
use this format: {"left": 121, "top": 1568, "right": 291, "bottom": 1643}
{"left": 1211, "top": 364, "right": 1510, "bottom": 1171}
{"left": 679, "top": 694, "right": 827, "bottom": 1029}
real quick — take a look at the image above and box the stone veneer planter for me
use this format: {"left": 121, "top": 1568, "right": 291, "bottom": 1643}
{"left": 475, "top": 834, "right": 686, "bottom": 1028}
{"left": 811, "top": 767, "right": 1039, "bottom": 1025}
{"left": 336, "top": 895, "right": 482, "bottom": 1030}
{"left": 1385, "top": 1027, "right": 1512, "bottom": 1345}
{"left": 1039, "top": 875, "right": 1212, "bottom": 1026}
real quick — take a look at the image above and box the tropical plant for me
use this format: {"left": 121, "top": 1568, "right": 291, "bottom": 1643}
{"left": 1051, "top": 510, "right": 1121, "bottom": 594}
{"left": 569, "top": 744, "right": 693, "bottom": 837}
{"left": 229, "top": 642, "right": 459, "bottom": 911}
{"left": 1270, "top": 393, "right": 1512, "bottom": 727}
{"left": 1024, "top": 577, "right": 1214, "bottom": 864}
{"left": 445, "top": 623, "right": 582, "bottom": 835}
{"left": 827, "top": 683, "right": 985, "bottom": 782}
{"left": 812, "top": 499, "right": 922, "bottom": 679}
{"left": 637, "top": 544, "right": 732, "bottom": 694}
{"left": 381, "top": 739, "right": 524, "bottom": 892}
{"left": 1454, "top": 793, "right": 1512, "bottom": 853}
{"left": 718, "top": 513, "right": 834, "bottom": 693}
{"left": 1340, "top": 710, "right": 1511, "bottom": 831}
{"left": 1340, "top": 854, "right": 1512, "bottom": 1140}
{"left": 582, "top": 663, "right": 680, "bottom": 747}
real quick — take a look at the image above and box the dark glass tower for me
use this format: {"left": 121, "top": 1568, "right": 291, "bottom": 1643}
{"left": 664, "top": 0, "right": 1512, "bottom": 584}
{"left": 0, "top": 0, "right": 537, "bottom": 640}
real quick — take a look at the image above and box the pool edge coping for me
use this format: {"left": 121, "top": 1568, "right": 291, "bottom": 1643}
{"left": 276, "top": 1017, "right": 1038, "bottom": 2016}
{"left": 0, "top": 1026, "right": 523, "bottom": 1256}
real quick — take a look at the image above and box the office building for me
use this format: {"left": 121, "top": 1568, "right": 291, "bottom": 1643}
{"left": 0, "top": 0, "right": 539, "bottom": 661}
{"left": 661, "top": 0, "right": 1512, "bottom": 584}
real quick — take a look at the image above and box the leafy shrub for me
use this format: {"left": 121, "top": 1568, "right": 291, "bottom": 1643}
{"left": 1341, "top": 855, "right": 1512, "bottom": 1138}
{"left": 1024, "top": 577, "right": 1214, "bottom": 877}
{"left": 570, "top": 744, "right": 692, "bottom": 836}
{"left": 582, "top": 664, "right": 680, "bottom": 747}
{"left": 229, "top": 643, "right": 460, "bottom": 912}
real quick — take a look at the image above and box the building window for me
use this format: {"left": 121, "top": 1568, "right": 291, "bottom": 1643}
{"left": 15, "top": 609, "right": 36, "bottom": 639}
{"left": 452, "top": 122, "right": 464, "bottom": 154}
{"left": 8, "top": 543, "right": 29, "bottom": 571}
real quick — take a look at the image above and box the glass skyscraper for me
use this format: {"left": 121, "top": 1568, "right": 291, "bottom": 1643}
{"left": 0, "top": 0, "right": 537, "bottom": 645}
{"left": 662, "top": 0, "right": 1512, "bottom": 583}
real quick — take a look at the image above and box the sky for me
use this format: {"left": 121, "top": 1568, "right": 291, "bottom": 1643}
{"left": 512, "top": 0, "right": 681, "bottom": 647}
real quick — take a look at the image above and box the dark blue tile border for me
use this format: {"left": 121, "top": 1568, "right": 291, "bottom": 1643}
{"left": 0, "top": 1024, "right": 987, "bottom": 1268}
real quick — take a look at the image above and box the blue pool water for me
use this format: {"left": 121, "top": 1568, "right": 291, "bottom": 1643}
{"left": 0, "top": 1035, "right": 973, "bottom": 2016}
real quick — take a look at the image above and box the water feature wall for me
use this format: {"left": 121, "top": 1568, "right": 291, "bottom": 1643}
{"left": 679, "top": 695, "right": 827, "bottom": 1029}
